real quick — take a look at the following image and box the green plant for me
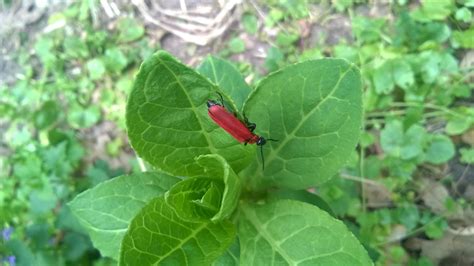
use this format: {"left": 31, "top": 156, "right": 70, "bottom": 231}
{"left": 68, "top": 51, "right": 372, "bottom": 264}
{"left": 0, "top": 2, "right": 151, "bottom": 264}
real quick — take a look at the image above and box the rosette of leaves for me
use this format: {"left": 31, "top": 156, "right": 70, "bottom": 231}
{"left": 69, "top": 51, "right": 372, "bottom": 265}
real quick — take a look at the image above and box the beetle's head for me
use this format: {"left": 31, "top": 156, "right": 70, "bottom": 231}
{"left": 256, "top": 137, "right": 267, "bottom": 146}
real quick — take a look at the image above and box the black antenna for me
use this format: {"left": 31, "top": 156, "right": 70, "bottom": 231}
{"left": 258, "top": 138, "right": 278, "bottom": 171}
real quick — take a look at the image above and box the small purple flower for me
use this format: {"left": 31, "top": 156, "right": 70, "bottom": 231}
{"left": 7, "top": 256, "right": 16, "bottom": 266}
{"left": 2, "top": 226, "right": 13, "bottom": 241}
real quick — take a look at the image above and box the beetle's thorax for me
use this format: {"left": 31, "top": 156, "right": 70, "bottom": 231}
{"left": 206, "top": 100, "right": 219, "bottom": 108}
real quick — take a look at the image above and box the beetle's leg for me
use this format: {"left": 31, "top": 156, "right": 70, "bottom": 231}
{"left": 247, "top": 122, "right": 256, "bottom": 132}
{"left": 243, "top": 113, "right": 257, "bottom": 132}
{"left": 244, "top": 138, "right": 252, "bottom": 146}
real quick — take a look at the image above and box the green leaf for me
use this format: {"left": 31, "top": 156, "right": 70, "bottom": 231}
{"left": 103, "top": 47, "right": 128, "bottom": 73}
{"left": 460, "top": 148, "right": 474, "bottom": 164}
{"left": 243, "top": 59, "right": 362, "bottom": 189}
{"left": 381, "top": 121, "right": 426, "bottom": 160}
{"left": 6, "top": 239, "right": 35, "bottom": 266}
{"left": 68, "top": 172, "right": 180, "bottom": 260}
{"left": 446, "top": 117, "right": 472, "bottom": 135}
{"left": 119, "top": 196, "right": 235, "bottom": 265}
{"left": 276, "top": 32, "right": 299, "bottom": 47}
{"left": 425, "top": 218, "right": 447, "bottom": 239}
{"left": 265, "top": 46, "right": 285, "bottom": 72}
{"left": 228, "top": 38, "right": 246, "bottom": 54}
{"left": 33, "top": 100, "right": 61, "bottom": 130}
{"left": 34, "top": 37, "right": 56, "bottom": 67}
{"left": 424, "top": 134, "right": 455, "bottom": 164}
{"left": 30, "top": 186, "right": 57, "bottom": 215}
{"left": 126, "top": 51, "right": 253, "bottom": 177}
{"left": 117, "top": 17, "right": 145, "bottom": 43}
{"left": 452, "top": 27, "right": 474, "bottom": 48}
{"left": 212, "top": 237, "right": 240, "bottom": 266}
{"left": 265, "top": 8, "right": 284, "bottom": 27}
{"left": 166, "top": 154, "right": 241, "bottom": 222}
{"left": 197, "top": 56, "right": 252, "bottom": 111}
{"left": 411, "top": 0, "right": 454, "bottom": 21}
{"left": 67, "top": 104, "right": 101, "bottom": 129}
{"left": 242, "top": 13, "right": 258, "bottom": 34}
{"left": 372, "top": 59, "right": 414, "bottom": 94}
{"left": 269, "top": 189, "right": 335, "bottom": 217}
{"left": 86, "top": 58, "right": 106, "bottom": 80}
{"left": 352, "top": 17, "right": 386, "bottom": 44}
{"left": 394, "top": 12, "right": 450, "bottom": 49}
{"left": 395, "top": 204, "right": 419, "bottom": 231}
{"left": 401, "top": 125, "right": 426, "bottom": 160}
{"left": 195, "top": 154, "right": 241, "bottom": 221}
{"left": 63, "top": 36, "right": 89, "bottom": 58}
{"left": 455, "top": 7, "right": 472, "bottom": 22}
{"left": 62, "top": 232, "right": 93, "bottom": 261}
{"left": 334, "top": 0, "right": 356, "bottom": 12}
{"left": 239, "top": 200, "right": 372, "bottom": 265}
{"left": 166, "top": 177, "right": 224, "bottom": 221}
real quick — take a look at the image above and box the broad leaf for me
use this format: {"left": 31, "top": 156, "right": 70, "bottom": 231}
{"left": 269, "top": 188, "right": 335, "bottom": 216}
{"left": 243, "top": 59, "right": 362, "bottom": 190}
{"left": 239, "top": 200, "right": 372, "bottom": 265}
{"left": 212, "top": 237, "right": 240, "bottom": 266}
{"left": 197, "top": 56, "right": 252, "bottom": 111}
{"left": 424, "top": 134, "right": 455, "bottom": 164}
{"left": 165, "top": 154, "right": 241, "bottom": 222}
{"left": 68, "top": 172, "right": 180, "bottom": 260}
{"left": 126, "top": 51, "right": 253, "bottom": 177}
{"left": 119, "top": 197, "right": 235, "bottom": 265}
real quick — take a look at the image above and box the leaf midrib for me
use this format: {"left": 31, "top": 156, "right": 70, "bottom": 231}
{"left": 156, "top": 57, "right": 219, "bottom": 155}
{"left": 154, "top": 220, "right": 209, "bottom": 265}
{"left": 241, "top": 206, "right": 295, "bottom": 265}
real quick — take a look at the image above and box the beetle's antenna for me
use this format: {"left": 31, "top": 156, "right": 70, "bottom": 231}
{"left": 260, "top": 145, "right": 265, "bottom": 170}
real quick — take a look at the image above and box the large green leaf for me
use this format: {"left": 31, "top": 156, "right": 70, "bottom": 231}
{"left": 239, "top": 200, "right": 372, "bottom": 265}
{"left": 119, "top": 196, "right": 235, "bottom": 265}
{"left": 197, "top": 56, "right": 252, "bottom": 111}
{"left": 212, "top": 237, "right": 240, "bottom": 266}
{"left": 126, "top": 51, "right": 253, "bottom": 177}
{"left": 243, "top": 59, "right": 362, "bottom": 190}
{"left": 165, "top": 154, "right": 241, "bottom": 222}
{"left": 269, "top": 188, "right": 335, "bottom": 217}
{"left": 68, "top": 172, "right": 180, "bottom": 260}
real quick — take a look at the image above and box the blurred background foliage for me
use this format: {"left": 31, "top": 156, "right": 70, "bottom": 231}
{"left": 0, "top": 0, "right": 473, "bottom": 265}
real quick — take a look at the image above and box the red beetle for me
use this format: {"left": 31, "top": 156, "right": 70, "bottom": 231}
{"left": 206, "top": 97, "right": 277, "bottom": 169}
